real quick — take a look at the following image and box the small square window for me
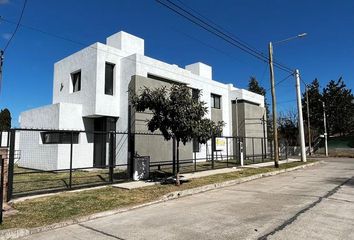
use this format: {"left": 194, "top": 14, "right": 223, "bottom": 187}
{"left": 71, "top": 71, "right": 81, "bottom": 92}
{"left": 211, "top": 94, "right": 221, "bottom": 109}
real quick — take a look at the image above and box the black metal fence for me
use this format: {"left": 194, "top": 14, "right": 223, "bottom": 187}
{"left": 3, "top": 128, "right": 292, "bottom": 200}
{"left": 6, "top": 129, "right": 130, "bottom": 199}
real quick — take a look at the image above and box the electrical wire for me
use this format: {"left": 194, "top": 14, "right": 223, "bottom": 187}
{"left": 156, "top": 0, "right": 294, "bottom": 74}
{"left": 267, "top": 72, "right": 294, "bottom": 91}
{"left": 0, "top": 1, "right": 298, "bottom": 94}
{"left": 2, "top": 0, "right": 28, "bottom": 53}
{"left": 0, "top": 16, "right": 247, "bottom": 89}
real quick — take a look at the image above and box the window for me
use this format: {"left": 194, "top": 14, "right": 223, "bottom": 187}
{"left": 71, "top": 71, "right": 81, "bottom": 92}
{"left": 41, "top": 132, "right": 79, "bottom": 144}
{"left": 105, "top": 63, "right": 115, "bottom": 95}
{"left": 211, "top": 94, "right": 221, "bottom": 109}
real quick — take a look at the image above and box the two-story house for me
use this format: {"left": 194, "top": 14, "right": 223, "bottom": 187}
{"left": 19, "top": 31, "right": 266, "bottom": 170}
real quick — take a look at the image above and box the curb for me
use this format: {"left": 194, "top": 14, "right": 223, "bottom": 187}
{"left": 0, "top": 161, "right": 322, "bottom": 240}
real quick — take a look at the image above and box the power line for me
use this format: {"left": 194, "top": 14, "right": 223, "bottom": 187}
{"left": 173, "top": 0, "right": 262, "bottom": 57}
{"left": 2, "top": 0, "right": 28, "bottom": 53}
{"left": 267, "top": 72, "right": 294, "bottom": 91}
{"left": 0, "top": 16, "right": 245, "bottom": 89}
{"left": 0, "top": 2, "right": 296, "bottom": 96}
{"left": 156, "top": 0, "right": 294, "bottom": 74}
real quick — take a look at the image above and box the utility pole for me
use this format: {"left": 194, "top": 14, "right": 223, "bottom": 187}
{"left": 295, "top": 69, "right": 306, "bottom": 162}
{"left": 268, "top": 42, "right": 279, "bottom": 167}
{"left": 322, "top": 101, "right": 329, "bottom": 156}
{"left": 305, "top": 86, "right": 312, "bottom": 155}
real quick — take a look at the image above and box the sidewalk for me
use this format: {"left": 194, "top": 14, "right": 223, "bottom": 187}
{"left": 241, "top": 158, "right": 299, "bottom": 168}
{"left": 113, "top": 159, "right": 300, "bottom": 189}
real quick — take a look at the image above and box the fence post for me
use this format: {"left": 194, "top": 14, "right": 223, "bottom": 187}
{"left": 7, "top": 129, "right": 15, "bottom": 202}
{"left": 211, "top": 135, "right": 215, "bottom": 169}
{"left": 252, "top": 138, "right": 255, "bottom": 163}
{"left": 194, "top": 152, "right": 197, "bottom": 172}
{"left": 69, "top": 131, "right": 73, "bottom": 189}
{"left": 261, "top": 138, "right": 264, "bottom": 162}
{"left": 109, "top": 132, "right": 114, "bottom": 183}
{"left": 226, "top": 137, "right": 229, "bottom": 167}
{"left": 0, "top": 155, "right": 3, "bottom": 224}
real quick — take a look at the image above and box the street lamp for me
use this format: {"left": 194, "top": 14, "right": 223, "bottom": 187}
{"left": 268, "top": 33, "right": 307, "bottom": 167}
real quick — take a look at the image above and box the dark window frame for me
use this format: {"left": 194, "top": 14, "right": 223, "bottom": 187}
{"left": 211, "top": 94, "right": 221, "bottom": 109}
{"left": 105, "top": 62, "right": 115, "bottom": 95}
{"left": 71, "top": 71, "right": 81, "bottom": 92}
{"left": 41, "top": 132, "right": 79, "bottom": 144}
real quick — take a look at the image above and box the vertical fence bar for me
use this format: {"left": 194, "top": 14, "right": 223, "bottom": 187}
{"left": 69, "top": 131, "right": 73, "bottom": 189}
{"left": 205, "top": 141, "right": 208, "bottom": 161}
{"left": 109, "top": 132, "right": 114, "bottom": 183}
{"left": 211, "top": 135, "right": 215, "bottom": 169}
{"left": 7, "top": 129, "right": 15, "bottom": 202}
{"left": 264, "top": 137, "right": 267, "bottom": 160}
{"left": 270, "top": 140, "right": 273, "bottom": 160}
{"left": 194, "top": 152, "right": 196, "bottom": 172}
{"left": 0, "top": 155, "right": 3, "bottom": 224}
{"left": 261, "top": 138, "right": 264, "bottom": 162}
{"left": 226, "top": 137, "right": 229, "bottom": 167}
{"left": 252, "top": 138, "right": 255, "bottom": 163}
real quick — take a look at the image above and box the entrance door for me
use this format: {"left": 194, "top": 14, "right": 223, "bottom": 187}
{"left": 94, "top": 118, "right": 107, "bottom": 167}
{"left": 93, "top": 117, "right": 118, "bottom": 167}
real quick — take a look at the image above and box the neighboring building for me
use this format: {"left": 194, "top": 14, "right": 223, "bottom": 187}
{"left": 19, "top": 31, "right": 266, "bottom": 170}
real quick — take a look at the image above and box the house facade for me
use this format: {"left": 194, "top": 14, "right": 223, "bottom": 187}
{"left": 19, "top": 31, "right": 266, "bottom": 170}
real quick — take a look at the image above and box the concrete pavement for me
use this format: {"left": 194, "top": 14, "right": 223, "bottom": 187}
{"left": 20, "top": 158, "right": 354, "bottom": 240}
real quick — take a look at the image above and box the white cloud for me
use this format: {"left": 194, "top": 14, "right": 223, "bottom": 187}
{"left": 0, "top": 0, "right": 9, "bottom": 5}
{"left": 2, "top": 33, "right": 12, "bottom": 40}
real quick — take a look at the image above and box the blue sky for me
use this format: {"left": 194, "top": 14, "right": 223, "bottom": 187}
{"left": 1, "top": 0, "right": 353, "bottom": 126}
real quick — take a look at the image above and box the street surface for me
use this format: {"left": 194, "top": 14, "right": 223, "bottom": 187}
{"left": 21, "top": 158, "right": 354, "bottom": 240}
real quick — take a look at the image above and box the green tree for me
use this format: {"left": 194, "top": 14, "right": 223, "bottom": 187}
{"left": 247, "top": 76, "right": 270, "bottom": 133}
{"left": 0, "top": 108, "right": 11, "bottom": 131}
{"left": 302, "top": 79, "right": 324, "bottom": 141}
{"left": 323, "top": 77, "right": 354, "bottom": 136}
{"left": 130, "top": 84, "right": 224, "bottom": 184}
{"left": 248, "top": 76, "right": 266, "bottom": 96}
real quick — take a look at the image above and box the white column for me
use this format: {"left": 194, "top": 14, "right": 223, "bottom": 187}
{"left": 295, "top": 69, "right": 307, "bottom": 162}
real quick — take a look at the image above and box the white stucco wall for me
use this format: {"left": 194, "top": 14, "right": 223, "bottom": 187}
{"left": 18, "top": 103, "right": 92, "bottom": 170}
{"left": 18, "top": 30, "right": 266, "bottom": 170}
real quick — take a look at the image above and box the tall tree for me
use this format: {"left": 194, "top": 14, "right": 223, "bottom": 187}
{"left": 130, "top": 84, "right": 224, "bottom": 184}
{"left": 248, "top": 76, "right": 266, "bottom": 96}
{"left": 302, "top": 79, "right": 324, "bottom": 141}
{"left": 323, "top": 77, "right": 354, "bottom": 136}
{"left": 0, "top": 108, "right": 11, "bottom": 131}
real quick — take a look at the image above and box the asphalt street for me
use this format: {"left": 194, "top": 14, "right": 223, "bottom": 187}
{"left": 21, "top": 158, "right": 354, "bottom": 240}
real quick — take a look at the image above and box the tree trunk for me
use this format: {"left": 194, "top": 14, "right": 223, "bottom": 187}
{"left": 176, "top": 140, "right": 180, "bottom": 186}
{"left": 172, "top": 136, "right": 176, "bottom": 175}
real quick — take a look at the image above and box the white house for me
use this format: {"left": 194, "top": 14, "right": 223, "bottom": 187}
{"left": 19, "top": 31, "right": 266, "bottom": 171}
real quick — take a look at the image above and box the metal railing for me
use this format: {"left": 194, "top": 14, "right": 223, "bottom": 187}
{"left": 5, "top": 128, "right": 296, "bottom": 200}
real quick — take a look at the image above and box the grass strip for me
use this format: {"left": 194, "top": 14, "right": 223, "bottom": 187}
{"left": 1, "top": 160, "right": 316, "bottom": 230}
